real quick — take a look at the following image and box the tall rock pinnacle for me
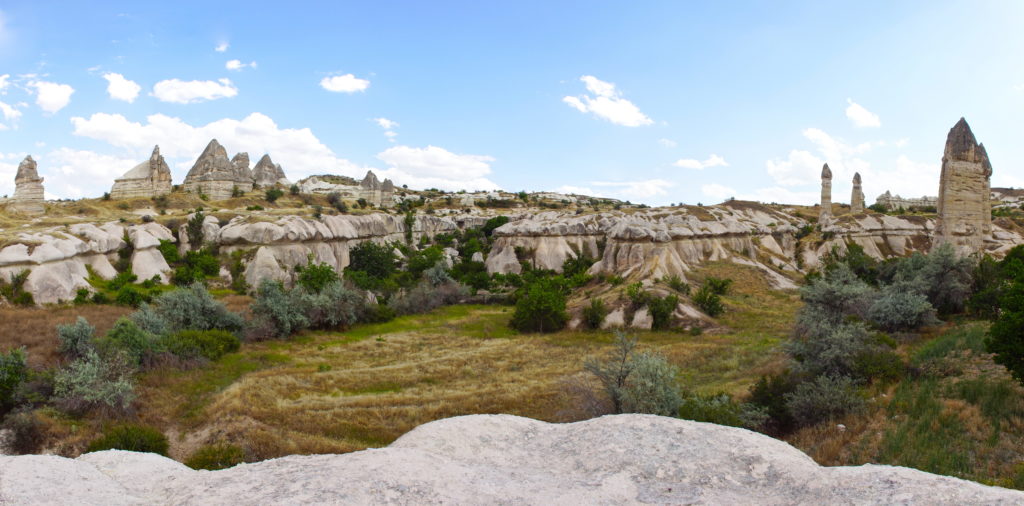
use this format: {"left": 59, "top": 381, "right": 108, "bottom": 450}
{"left": 935, "top": 117, "right": 992, "bottom": 254}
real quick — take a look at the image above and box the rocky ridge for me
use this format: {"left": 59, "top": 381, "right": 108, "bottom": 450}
{"left": 0, "top": 414, "right": 1020, "bottom": 504}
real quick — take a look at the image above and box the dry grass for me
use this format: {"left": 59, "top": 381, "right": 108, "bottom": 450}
{"left": 0, "top": 304, "right": 132, "bottom": 367}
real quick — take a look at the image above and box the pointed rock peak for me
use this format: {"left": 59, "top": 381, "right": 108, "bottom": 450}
{"left": 821, "top": 163, "right": 832, "bottom": 179}
{"left": 853, "top": 172, "right": 861, "bottom": 184}
{"left": 16, "top": 155, "right": 39, "bottom": 180}
{"left": 361, "top": 170, "right": 381, "bottom": 188}
{"left": 255, "top": 154, "right": 274, "bottom": 166}
{"left": 945, "top": 117, "right": 981, "bottom": 162}
{"left": 196, "top": 139, "right": 229, "bottom": 161}
{"left": 151, "top": 145, "right": 161, "bottom": 157}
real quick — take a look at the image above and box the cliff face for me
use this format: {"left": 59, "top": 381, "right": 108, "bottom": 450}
{"left": 2, "top": 201, "right": 1023, "bottom": 305}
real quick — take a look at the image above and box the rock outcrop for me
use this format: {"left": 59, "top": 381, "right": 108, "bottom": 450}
{"left": 936, "top": 117, "right": 993, "bottom": 254}
{"left": 359, "top": 170, "right": 395, "bottom": 208}
{"left": 182, "top": 140, "right": 253, "bottom": 200}
{"left": 110, "top": 146, "right": 172, "bottom": 199}
{"left": 874, "top": 191, "right": 937, "bottom": 211}
{"left": 9, "top": 156, "right": 45, "bottom": 215}
{"left": 251, "top": 154, "right": 289, "bottom": 188}
{"left": 819, "top": 163, "right": 832, "bottom": 222}
{"left": 851, "top": 172, "right": 865, "bottom": 213}
{"left": 1, "top": 414, "right": 1021, "bottom": 504}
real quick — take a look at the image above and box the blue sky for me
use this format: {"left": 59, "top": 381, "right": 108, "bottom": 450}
{"left": 0, "top": 1, "right": 1022, "bottom": 205}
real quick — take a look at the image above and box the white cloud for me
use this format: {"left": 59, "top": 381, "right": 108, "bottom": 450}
{"left": 700, "top": 183, "right": 736, "bottom": 201}
{"left": 376, "top": 145, "right": 499, "bottom": 192}
{"left": 152, "top": 78, "right": 238, "bottom": 104}
{"left": 563, "top": 75, "right": 652, "bottom": 127}
{"left": 845, "top": 98, "right": 881, "bottom": 128}
{"left": 43, "top": 148, "right": 138, "bottom": 198}
{"left": 674, "top": 154, "right": 728, "bottom": 170}
{"left": 0, "top": 74, "right": 9, "bottom": 93}
{"left": 701, "top": 183, "right": 819, "bottom": 206}
{"left": 591, "top": 179, "right": 673, "bottom": 199}
{"left": 225, "top": 59, "right": 256, "bottom": 71}
{"left": 555, "top": 185, "right": 603, "bottom": 197}
{"left": 765, "top": 149, "right": 825, "bottom": 187}
{"left": 374, "top": 117, "right": 398, "bottom": 129}
{"left": 320, "top": 74, "right": 370, "bottom": 93}
{"left": 70, "top": 111, "right": 367, "bottom": 182}
{"left": 658, "top": 138, "right": 677, "bottom": 148}
{"left": 0, "top": 100, "right": 21, "bottom": 122}
{"left": 215, "top": 42, "right": 229, "bottom": 53}
{"left": 28, "top": 80, "right": 74, "bottom": 113}
{"left": 102, "top": 73, "right": 141, "bottom": 103}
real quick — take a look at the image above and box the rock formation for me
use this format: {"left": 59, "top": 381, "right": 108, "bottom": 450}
{"left": 110, "top": 146, "right": 172, "bottom": 199}
{"left": 359, "top": 170, "right": 395, "bottom": 208}
{"left": 251, "top": 154, "right": 290, "bottom": 188}
{"left": 1, "top": 414, "right": 1021, "bottom": 504}
{"left": 819, "top": 163, "right": 832, "bottom": 222}
{"left": 874, "top": 191, "right": 938, "bottom": 211}
{"left": 182, "top": 140, "right": 253, "bottom": 200}
{"left": 9, "top": 155, "right": 45, "bottom": 215}
{"left": 935, "top": 117, "right": 992, "bottom": 254}
{"left": 851, "top": 172, "right": 865, "bottom": 213}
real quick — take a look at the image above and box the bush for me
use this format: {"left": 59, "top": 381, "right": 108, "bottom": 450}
{"left": 114, "top": 284, "right": 149, "bottom": 307}
{"left": 165, "top": 330, "right": 240, "bottom": 361}
{"left": 625, "top": 282, "right": 646, "bottom": 307}
{"left": 867, "top": 284, "right": 936, "bottom": 331}
{"left": 157, "top": 239, "right": 180, "bottom": 264}
{"left": 786, "top": 322, "right": 874, "bottom": 379}
{"left": 584, "top": 332, "right": 683, "bottom": 416}
{"left": 0, "top": 348, "right": 28, "bottom": 414}
{"left": 86, "top": 424, "right": 168, "bottom": 456}
{"left": 510, "top": 278, "right": 568, "bottom": 332}
{"left": 53, "top": 350, "right": 135, "bottom": 415}
{"left": 704, "top": 277, "right": 732, "bottom": 295}
{"left": 97, "top": 318, "right": 162, "bottom": 366}
{"left": 146, "top": 283, "right": 244, "bottom": 334}
{"left": 0, "top": 269, "right": 34, "bottom": 307}
{"left": 784, "top": 375, "right": 864, "bottom": 427}
{"left": 853, "top": 348, "right": 905, "bottom": 384}
{"left": 692, "top": 285, "right": 724, "bottom": 317}
{"left": 561, "top": 255, "right": 595, "bottom": 279}
{"left": 248, "top": 280, "right": 309, "bottom": 339}
{"left": 662, "top": 275, "right": 690, "bottom": 295}
{"left": 582, "top": 299, "right": 607, "bottom": 329}
{"left": 678, "top": 393, "right": 767, "bottom": 430}
{"left": 295, "top": 258, "right": 340, "bottom": 294}
{"left": 56, "top": 317, "right": 96, "bottom": 359}
{"left": 647, "top": 294, "right": 679, "bottom": 330}
{"left": 347, "top": 241, "right": 397, "bottom": 281}
{"left": 289, "top": 184, "right": 300, "bottom": 195}
{"left": 327, "top": 192, "right": 347, "bottom": 212}
{"left": 389, "top": 280, "right": 468, "bottom": 316}
{"left": 265, "top": 188, "right": 284, "bottom": 203}
{"left": 987, "top": 281, "right": 1024, "bottom": 385}
{"left": 1, "top": 411, "right": 44, "bottom": 454}
{"left": 185, "top": 443, "right": 246, "bottom": 470}
{"left": 748, "top": 373, "right": 799, "bottom": 435}
{"left": 796, "top": 264, "right": 874, "bottom": 336}
{"left": 186, "top": 211, "right": 206, "bottom": 250}
{"left": 303, "top": 281, "right": 369, "bottom": 329}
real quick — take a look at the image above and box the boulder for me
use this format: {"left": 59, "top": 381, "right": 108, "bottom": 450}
{"left": 0, "top": 414, "right": 1020, "bottom": 504}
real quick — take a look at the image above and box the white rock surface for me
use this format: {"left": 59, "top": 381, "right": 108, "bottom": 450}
{"left": 0, "top": 414, "right": 1020, "bottom": 505}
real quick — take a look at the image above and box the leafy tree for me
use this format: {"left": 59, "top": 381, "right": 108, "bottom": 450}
{"left": 295, "top": 258, "right": 340, "bottom": 294}
{"left": 186, "top": 211, "right": 206, "bottom": 250}
{"left": 347, "top": 241, "right": 397, "bottom": 281}
{"left": 582, "top": 298, "right": 607, "bottom": 329}
{"left": 0, "top": 348, "right": 27, "bottom": 414}
{"left": 509, "top": 277, "right": 568, "bottom": 332}
{"left": 482, "top": 215, "right": 510, "bottom": 237}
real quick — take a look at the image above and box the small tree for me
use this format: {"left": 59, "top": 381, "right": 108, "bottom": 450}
{"left": 584, "top": 332, "right": 683, "bottom": 416}
{"left": 582, "top": 298, "right": 607, "bottom": 329}
{"left": 295, "top": 258, "right": 340, "bottom": 294}
{"left": 265, "top": 188, "right": 284, "bottom": 203}
{"left": 509, "top": 278, "right": 568, "bottom": 332}
{"left": 186, "top": 211, "right": 206, "bottom": 250}
{"left": 57, "top": 317, "right": 96, "bottom": 359}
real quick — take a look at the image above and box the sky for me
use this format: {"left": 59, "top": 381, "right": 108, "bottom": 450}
{"left": 0, "top": 0, "right": 1022, "bottom": 206}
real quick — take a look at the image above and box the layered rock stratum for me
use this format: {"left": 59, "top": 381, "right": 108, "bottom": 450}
{"left": 182, "top": 140, "right": 253, "bottom": 200}
{"left": 110, "top": 146, "right": 173, "bottom": 199}
{"left": 9, "top": 155, "right": 45, "bottom": 215}
{"left": 0, "top": 414, "right": 1020, "bottom": 504}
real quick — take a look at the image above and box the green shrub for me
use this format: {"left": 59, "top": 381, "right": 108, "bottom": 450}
{"left": 678, "top": 393, "right": 767, "bottom": 430}
{"left": 347, "top": 241, "right": 397, "bottom": 281}
{"left": 327, "top": 192, "right": 347, "bottom": 212}
{"left": 704, "top": 277, "right": 732, "bottom": 295}
{"left": 482, "top": 215, "right": 510, "bottom": 237}
{"left": 389, "top": 280, "right": 468, "bottom": 316}
{"left": 364, "top": 303, "right": 396, "bottom": 323}
{"left": 185, "top": 443, "right": 246, "bottom": 470}
{"left": 86, "top": 424, "right": 168, "bottom": 456}
{"left": 692, "top": 285, "right": 724, "bottom": 317}
{"left": 784, "top": 375, "right": 864, "bottom": 427}
{"left": 56, "top": 317, "right": 96, "bottom": 359}
{"left": 582, "top": 299, "right": 607, "bottom": 329}
{"left": 786, "top": 322, "right": 874, "bottom": 379}
{"left": 0, "top": 348, "right": 28, "bottom": 414}
{"left": 289, "top": 184, "right": 300, "bottom": 195}
{"left": 662, "top": 275, "right": 690, "bottom": 295}
{"left": 98, "top": 318, "right": 162, "bottom": 366}
{"left": 562, "top": 255, "right": 595, "bottom": 279}
{"left": 647, "top": 294, "right": 679, "bottom": 330}
{"left": 510, "top": 277, "right": 568, "bottom": 332}
{"left": 0, "top": 269, "right": 34, "bottom": 307}
{"left": 796, "top": 264, "right": 874, "bottom": 336}
{"left": 114, "top": 284, "right": 149, "bottom": 307}
{"left": 853, "top": 348, "right": 905, "bottom": 384}
{"left": 748, "top": 373, "right": 799, "bottom": 435}
{"left": 248, "top": 280, "right": 309, "bottom": 339}
{"left": 625, "top": 282, "right": 646, "bottom": 307}
{"left": 165, "top": 330, "right": 240, "bottom": 361}
{"left": 265, "top": 188, "right": 284, "bottom": 203}
{"left": 53, "top": 350, "right": 135, "bottom": 415}
{"left": 146, "top": 283, "right": 244, "bottom": 333}
{"left": 987, "top": 281, "right": 1024, "bottom": 385}
{"left": 1, "top": 410, "right": 44, "bottom": 454}
{"left": 584, "top": 332, "right": 683, "bottom": 416}
{"left": 451, "top": 260, "right": 491, "bottom": 291}
{"left": 303, "top": 281, "right": 370, "bottom": 329}
{"left": 157, "top": 239, "right": 180, "bottom": 264}
{"left": 186, "top": 211, "right": 206, "bottom": 250}
{"left": 867, "top": 284, "right": 936, "bottom": 331}
{"left": 295, "top": 258, "right": 340, "bottom": 294}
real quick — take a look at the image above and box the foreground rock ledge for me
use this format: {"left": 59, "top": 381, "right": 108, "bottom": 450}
{"left": 0, "top": 414, "right": 1020, "bottom": 505}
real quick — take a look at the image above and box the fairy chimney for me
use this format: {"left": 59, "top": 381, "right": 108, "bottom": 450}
{"left": 10, "top": 155, "right": 45, "bottom": 215}
{"left": 819, "top": 163, "right": 832, "bottom": 222}
{"left": 935, "top": 117, "right": 992, "bottom": 254}
{"left": 851, "top": 172, "right": 865, "bottom": 213}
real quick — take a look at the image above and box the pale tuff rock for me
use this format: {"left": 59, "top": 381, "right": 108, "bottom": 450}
{"left": 819, "top": 163, "right": 832, "bottom": 222}
{"left": 359, "top": 170, "right": 395, "bottom": 208}
{"left": 1, "top": 414, "right": 1021, "bottom": 505}
{"left": 850, "top": 172, "right": 865, "bottom": 214}
{"left": 9, "top": 156, "right": 45, "bottom": 215}
{"left": 251, "top": 154, "right": 289, "bottom": 188}
{"left": 936, "top": 117, "right": 993, "bottom": 254}
{"left": 182, "top": 140, "right": 253, "bottom": 200}
{"left": 874, "top": 190, "right": 938, "bottom": 211}
{"left": 110, "top": 146, "right": 172, "bottom": 199}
